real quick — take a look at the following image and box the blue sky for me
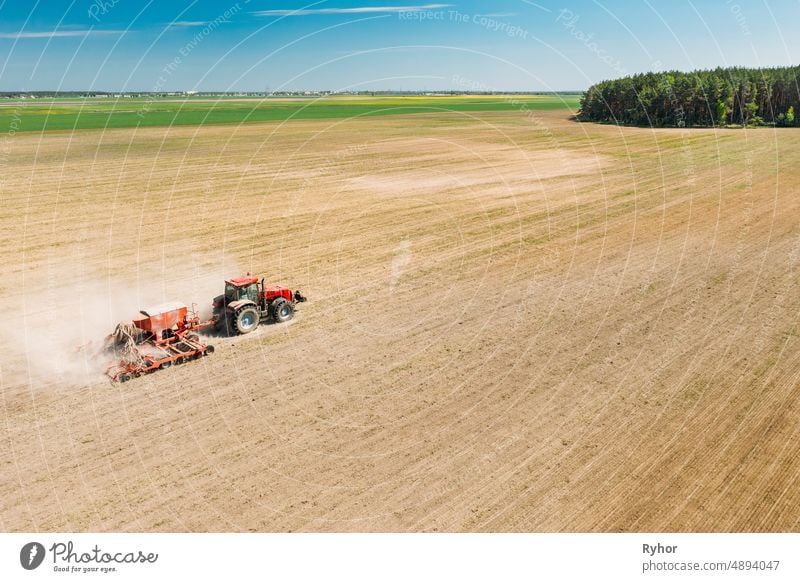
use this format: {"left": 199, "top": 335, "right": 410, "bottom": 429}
{"left": 0, "top": 0, "right": 797, "bottom": 91}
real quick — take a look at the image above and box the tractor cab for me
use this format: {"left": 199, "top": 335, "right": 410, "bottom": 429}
{"left": 224, "top": 276, "right": 260, "bottom": 303}
{"left": 213, "top": 274, "right": 306, "bottom": 335}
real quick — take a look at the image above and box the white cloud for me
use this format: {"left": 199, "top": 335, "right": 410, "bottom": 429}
{"left": 520, "top": 0, "right": 551, "bottom": 13}
{"left": 168, "top": 21, "right": 210, "bottom": 27}
{"left": 0, "top": 29, "right": 125, "bottom": 39}
{"left": 254, "top": 4, "right": 452, "bottom": 17}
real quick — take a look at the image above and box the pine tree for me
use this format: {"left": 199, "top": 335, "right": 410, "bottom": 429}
{"left": 578, "top": 65, "right": 800, "bottom": 128}
{"left": 715, "top": 101, "right": 727, "bottom": 127}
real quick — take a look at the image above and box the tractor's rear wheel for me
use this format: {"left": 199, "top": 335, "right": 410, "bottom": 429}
{"left": 271, "top": 297, "right": 294, "bottom": 323}
{"left": 118, "top": 373, "right": 131, "bottom": 383}
{"left": 231, "top": 305, "right": 260, "bottom": 335}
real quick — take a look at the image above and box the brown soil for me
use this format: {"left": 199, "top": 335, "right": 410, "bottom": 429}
{"left": 2, "top": 110, "right": 800, "bottom": 532}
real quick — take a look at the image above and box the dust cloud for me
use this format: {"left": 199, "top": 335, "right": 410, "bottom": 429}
{"left": 0, "top": 258, "right": 243, "bottom": 388}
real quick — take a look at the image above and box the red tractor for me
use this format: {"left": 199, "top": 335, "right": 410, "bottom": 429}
{"left": 213, "top": 275, "right": 306, "bottom": 335}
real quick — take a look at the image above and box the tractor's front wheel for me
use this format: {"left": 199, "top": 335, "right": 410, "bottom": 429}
{"left": 231, "top": 305, "right": 260, "bottom": 335}
{"left": 271, "top": 297, "right": 295, "bottom": 323}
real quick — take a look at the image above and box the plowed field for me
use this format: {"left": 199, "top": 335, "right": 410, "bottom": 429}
{"left": 2, "top": 109, "right": 800, "bottom": 531}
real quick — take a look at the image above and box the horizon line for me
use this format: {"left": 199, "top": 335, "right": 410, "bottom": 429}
{"left": 0, "top": 89, "right": 586, "bottom": 94}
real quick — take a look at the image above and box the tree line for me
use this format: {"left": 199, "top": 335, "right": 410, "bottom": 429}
{"left": 578, "top": 66, "right": 800, "bottom": 127}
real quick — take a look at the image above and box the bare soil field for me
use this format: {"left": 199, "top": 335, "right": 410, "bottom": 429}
{"left": 2, "top": 109, "right": 800, "bottom": 532}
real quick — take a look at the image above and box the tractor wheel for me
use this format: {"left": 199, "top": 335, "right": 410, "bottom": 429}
{"left": 160, "top": 360, "right": 172, "bottom": 369}
{"left": 118, "top": 373, "right": 131, "bottom": 383}
{"left": 271, "top": 297, "right": 294, "bottom": 323}
{"left": 205, "top": 345, "right": 215, "bottom": 355}
{"left": 231, "top": 305, "right": 260, "bottom": 335}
